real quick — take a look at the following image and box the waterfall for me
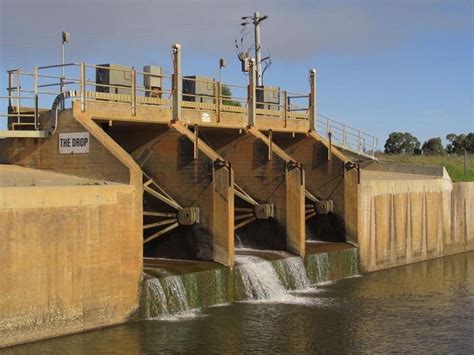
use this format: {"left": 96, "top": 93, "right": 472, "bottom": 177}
{"left": 235, "top": 232, "right": 245, "bottom": 249}
{"left": 236, "top": 255, "right": 287, "bottom": 300}
{"left": 146, "top": 278, "right": 169, "bottom": 316}
{"left": 142, "top": 247, "right": 359, "bottom": 319}
{"left": 274, "top": 257, "right": 310, "bottom": 290}
{"left": 305, "top": 247, "right": 360, "bottom": 285}
{"left": 235, "top": 254, "right": 314, "bottom": 303}
{"left": 145, "top": 275, "right": 200, "bottom": 320}
{"left": 313, "top": 253, "right": 330, "bottom": 284}
{"left": 162, "top": 276, "right": 190, "bottom": 313}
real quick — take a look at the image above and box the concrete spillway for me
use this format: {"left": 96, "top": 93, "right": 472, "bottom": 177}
{"left": 141, "top": 244, "right": 360, "bottom": 317}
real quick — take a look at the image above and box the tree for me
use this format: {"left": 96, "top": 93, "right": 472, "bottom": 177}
{"left": 467, "top": 133, "right": 474, "bottom": 153}
{"left": 221, "top": 85, "right": 241, "bottom": 107}
{"left": 384, "top": 132, "right": 421, "bottom": 155}
{"left": 422, "top": 137, "right": 444, "bottom": 155}
{"left": 446, "top": 133, "right": 474, "bottom": 154}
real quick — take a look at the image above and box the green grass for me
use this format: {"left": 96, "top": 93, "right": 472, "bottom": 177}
{"left": 375, "top": 153, "right": 474, "bottom": 182}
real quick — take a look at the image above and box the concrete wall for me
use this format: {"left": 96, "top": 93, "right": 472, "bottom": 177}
{"left": 274, "top": 132, "right": 353, "bottom": 243}
{"left": 363, "top": 161, "right": 445, "bottom": 177}
{"left": 357, "top": 171, "right": 474, "bottom": 272}
{"left": 0, "top": 104, "right": 143, "bottom": 348}
{"left": 203, "top": 128, "right": 306, "bottom": 256}
{"left": 0, "top": 110, "right": 130, "bottom": 184}
{"left": 0, "top": 183, "right": 142, "bottom": 348}
{"left": 129, "top": 124, "right": 235, "bottom": 266}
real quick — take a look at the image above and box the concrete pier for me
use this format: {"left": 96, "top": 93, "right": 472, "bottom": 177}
{"left": 201, "top": 127, "right": 305, "bottom": 256}
{"left": 0, "top": 113, "right": 143, "bottom": 347}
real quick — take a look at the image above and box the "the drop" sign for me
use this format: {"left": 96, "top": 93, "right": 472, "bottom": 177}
{"left": 59, "top": 132, "right": 90, "bottom": 154}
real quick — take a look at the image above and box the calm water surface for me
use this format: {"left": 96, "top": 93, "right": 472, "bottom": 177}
{"left": 5, "top": 252, "right": 474, "bottom": 354}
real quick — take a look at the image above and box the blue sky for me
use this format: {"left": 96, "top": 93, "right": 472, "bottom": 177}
{"left": 0, "top": 0, "right": 472, "bottom": 146}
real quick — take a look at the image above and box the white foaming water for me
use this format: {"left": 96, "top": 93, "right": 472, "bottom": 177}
{"left": 162, "top": 276, "right": 189, "bottom": 312}
{"left": 146, "top": 276, "right": 201, "bottom": 321}
{"left": 235, "top": 255, "right": 316, "bottom": 305}
{"left": 235, "top": 233, "right": 245, "bottom": 249}
{"left": 276, "top": 257, "right": 311, "bottom": 290}
{"left": 147, "top": 278, "right": 169, "bottom": 315}
{"left": 237, "top": 255, "right": 287, "bottom": 300}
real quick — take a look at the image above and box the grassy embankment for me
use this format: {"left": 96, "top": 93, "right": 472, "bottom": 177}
{"left": 375, "top": 154, "right": 474, "bottom": 182}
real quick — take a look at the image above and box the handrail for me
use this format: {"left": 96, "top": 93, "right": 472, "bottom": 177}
{"left": 37, "top": 62, "right": 79, "bottom": 70}
{"left": 1, "top": 47, "right": 378, "bottom": 157}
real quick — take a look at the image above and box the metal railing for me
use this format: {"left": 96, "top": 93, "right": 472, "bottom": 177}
{"left": 1, "top": 44, "right": 378, "bottom": 157}
{"left": 317, "top": 113, "right": 378, "bottom": 156}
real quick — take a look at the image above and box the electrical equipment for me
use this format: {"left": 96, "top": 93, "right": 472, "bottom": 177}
{"left": 182, "top": 76, "right": 214, "bottom": 103}
{"left": 95, "top": 64, "right": 132, "bottom": 95}
{"left": 256, "top": 85, "right": 279, "bottom": 110}
{"left": 143, "top": 65, "right": 163, "bottom": 98}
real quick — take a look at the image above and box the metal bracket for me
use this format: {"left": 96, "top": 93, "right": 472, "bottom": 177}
{"left": 315, "top": 200, "right": 333, "bottom": 215}
{"left": 178, "top": 207, "right": 200, "bottom": 225}
{"left": 254, "top": 203, "right": 274, "bottom": 219}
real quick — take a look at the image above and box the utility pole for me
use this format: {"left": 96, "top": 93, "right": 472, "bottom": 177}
{"left": 244, "top": 12, "right": 268, "bottom": 86}
{"left": 61, "top": 32, "right": 70, "bottom": 94}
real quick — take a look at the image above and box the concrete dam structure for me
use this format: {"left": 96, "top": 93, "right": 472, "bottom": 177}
{"left": 0, "top": 44, "right": 472, "bottom": 348}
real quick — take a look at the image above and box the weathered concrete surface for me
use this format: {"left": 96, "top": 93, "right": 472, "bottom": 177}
{"left": 305, "top": 241, "right": 359, "bottom": 284}
{"left": 0, "top": 164, "right": 117, "bottom": 187}
{"left": 126, "top": 123, "right": 235, "bottom": 266}
{"left": 273, "top": 131, "right": 357, "bottom": 243}
{"left": 0, "top": 111, "right": 130, "bottom": 184}
{"left": 0, "top": 104, "right": 143, "bottom": 348}
{"left": 0, "top": 181, "right": 141, "bottom": 348}
{"left": 362, "top": 161, "right": 445, "bottom": 177}
{"left": 248, "top": 128, "right": 305, "bottom": 257}
{"left": 358, "top": 169, "right": 474, "bottom": 272}
{"left": 202, "top": 127, "right": 306, "bottom": 256}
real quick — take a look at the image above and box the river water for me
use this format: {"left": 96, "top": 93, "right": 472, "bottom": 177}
{"left": 5, "top": 251, "right": 474, "bottom": 353}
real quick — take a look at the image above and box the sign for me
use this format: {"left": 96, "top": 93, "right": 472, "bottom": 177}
{"left": 59, "top": 132, "right": 90, "bottom": 154}
{"left": 201, "top": 112, "right": 211, "bottom": 123}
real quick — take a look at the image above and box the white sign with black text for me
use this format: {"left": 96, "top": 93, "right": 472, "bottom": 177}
{"left": 59, "top": 132, "right": 90, "bottom": 154}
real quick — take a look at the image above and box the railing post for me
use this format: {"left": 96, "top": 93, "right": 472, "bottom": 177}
{"left": 268, "top": 129, "right": 273, "bottom": 161}
{"left": 358, "top": 130, "right": 361, "bottom": 154}
{"left": 7, "top": 70, "right": 13, "bottom": 111}
{"left": 16, "top": 69, "right": 20, "bottom": 124}
{"left": 34, "top": 66, "right": 38, "bottom": 129}
{"left": 343, "top": 124, "right": 347, "bottom": 147}
{"left": 309, "top": 68, "right": 316, "bottom": 132}
{"left": 172, "top": 43, "right": 182, "bottom": 122}
{"left": 328, "top": 131, "right": 332, "bottom": 161}
{"left": 131, "top": 67, "right": 136, "bottom": 116}
{"left": 372, "top": 136, "right": 376, "bottom": 157}
{"left": 283, "top": 90, "right": 288, "bottom": 128}
{"left": 80, "top": 62, "right": 86, "bottom": 112}
{"left": 247, "top": 58, "right": 256, "bottom": 127}
{"left": 216, "top": 81, "right": 221, "bottom": 123}
{"left": 194, "top": 124, "right": 199, "bottom": 160}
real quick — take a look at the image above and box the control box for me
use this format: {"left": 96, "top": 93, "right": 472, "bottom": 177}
{"left": 183, "top": 76, "right": 214, "bottom": 104}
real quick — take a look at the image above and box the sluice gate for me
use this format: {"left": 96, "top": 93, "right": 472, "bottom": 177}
{"left": 0, "top": 43, "right": 378, "bottom": 268}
